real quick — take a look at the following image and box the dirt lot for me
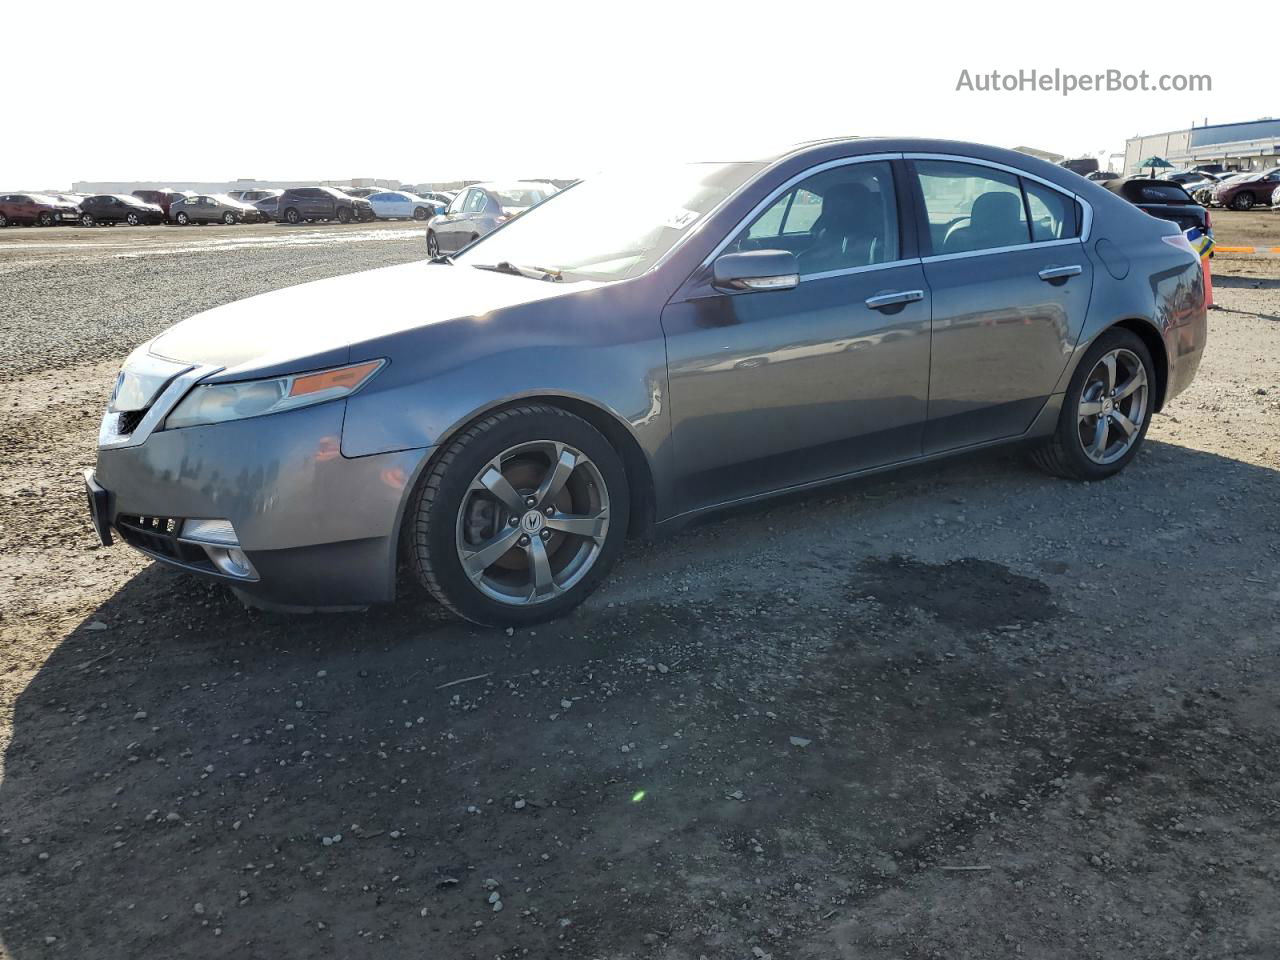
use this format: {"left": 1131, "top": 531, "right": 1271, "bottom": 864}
{"left": 1, "top": 218, "right": 1278, "bottom": 960}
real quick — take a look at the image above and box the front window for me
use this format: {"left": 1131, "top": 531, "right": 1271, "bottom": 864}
{"left": 725, "top": 161, "right": 899, "bottom": 275}
{"left": 455, "top": 162, "right": 764, "bottom": 281}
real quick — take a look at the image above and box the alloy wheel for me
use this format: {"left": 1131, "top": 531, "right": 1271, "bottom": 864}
{"left": 1076, "top": 348, "right": 1148, "bottom": 464}
{"left": 427, "top": 232, "right": 439, "bottom": 256}
{"left": 126, "top": 213, "right": 140, "bottom": 225}
{"left": 454, "top": 440, "right": 610, "bottom": 606}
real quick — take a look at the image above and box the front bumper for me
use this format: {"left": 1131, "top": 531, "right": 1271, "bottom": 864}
{"left": 89, "top": 401, "right": 430, "bottom": 608}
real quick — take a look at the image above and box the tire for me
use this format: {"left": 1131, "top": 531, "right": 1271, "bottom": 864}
{"left": 1232, "top": 193, "right": 1255, "bottom": 211}
{"left": 1030, "top": 328, "right": 1156, "bottom": 482}
{"left": 125, "top": 212, "right": 142, "bottom": 226}
{"left": 426, "top": 231, "right": 439, "bottom": 257}
{"left": 79, "top": 213, "right": 94, "bottom": 227}
{"left": 223, "top": 211, "right": 237, "bottom": 225}
{"left": 284, "top": 207, "right": 301, "bottom": 224}
{"left": 412, "top": 206, "right": 428, "bottom": 220}
{"left": 37, "top": 211, "right": 54, "bottom": 227}
{"left": 0, "top": 212, "right": 7, "bottom": 228}
{"left": 175, "top": 211, "right": 189, "bottom": 225}
{"left": 337, "top": 206, "right": 352, "bottom": 224}
{"left": 409, "top": 404, "right": 630, "bottom": 627}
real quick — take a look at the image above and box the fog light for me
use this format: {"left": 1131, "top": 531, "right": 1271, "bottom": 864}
{"left": 207, "top": 545, "right": 257, "bottom": 579}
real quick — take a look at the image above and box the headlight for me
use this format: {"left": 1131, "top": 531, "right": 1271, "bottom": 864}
{"left": 165, "top": 359, "right": 384, "bottom": 430}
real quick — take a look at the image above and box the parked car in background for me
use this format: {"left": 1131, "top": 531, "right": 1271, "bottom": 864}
{"left": 275, "top": 187, "right": 375, "bottom": 224}
{"left": 252, "top": 195, "right": 281, "bottom": 221}
{"left": 425, "top": 181, "right": 558, "bottom": 255}
{"left": 1210, "top": 168, "right": 1280, "bottom": 209}
{"left": 170, "top": 194, "right": 265, "bottom": 225}
{"left": 0, "top": 193, "right": 82, "bottom": 227}
{"left": 1086, "top": 170, "right": 1119, "bottom": 182}
{"left": 343, "top": 187, "right": 388, "bottom": 198}
{"left": 1101, "top": 178, "right": 1211, "bottom": 238}
{"left": 366, "top": 191, "right": 440, "bottom": 220}
{"left": 419, "top": 191, "right": 455, "bottom": 207}
{"left": 78, "top": 195, "right": 166, "bottom": 226}
{"left": 87, "top": 138, "right": 1207, "bottom": 626}
{"left": 132, "top": 189, "right": 193, "bottom": 217}
{"left": 228, "top": 189, "right": 282, "bottom": 203}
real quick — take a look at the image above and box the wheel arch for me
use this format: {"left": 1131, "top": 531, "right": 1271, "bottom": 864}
{"left": 1107, "top": 317, "right": 1170, "bottom": 411}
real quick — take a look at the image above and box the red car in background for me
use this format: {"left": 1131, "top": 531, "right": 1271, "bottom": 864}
{"left": 131, "top": 189, "right": 193, "bottom": 217}
{"left": 0, "top": 193, "right": 81, "bottom": 227}
{"left": 1210, "top": 168, "right": 1280, "bottom": 210}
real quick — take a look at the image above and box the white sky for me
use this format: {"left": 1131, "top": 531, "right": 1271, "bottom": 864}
{"left": 2, "top": 0, "right": 1266, "bottom": 189}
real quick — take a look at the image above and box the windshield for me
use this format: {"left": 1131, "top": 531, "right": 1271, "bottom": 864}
{"left": 456, "top": 162, "right": 764, "bottom": 281}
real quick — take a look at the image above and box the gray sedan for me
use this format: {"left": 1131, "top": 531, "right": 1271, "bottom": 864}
{"left": 87, "top": 138, "right": 1207, "bottom": 626}
{"left": 426, "top": 181, "right": 557, "bottom": 255}
{"left": 170, "top": 194, "right": 264, "bottom": 225}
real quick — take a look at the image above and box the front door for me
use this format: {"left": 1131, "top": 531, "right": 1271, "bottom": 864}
{"left": 908, "top": 157, "right": 1095, "bottom": 453}
{"left": 662, "top": 158, "right": 933, "bottom": 514}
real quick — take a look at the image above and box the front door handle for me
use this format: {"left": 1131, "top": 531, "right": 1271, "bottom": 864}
{"left": 1038, "top": 264, "right": 1083, "bottom": 282}
{"left": 865, "top": 289, "right": 924, "bottom": 310}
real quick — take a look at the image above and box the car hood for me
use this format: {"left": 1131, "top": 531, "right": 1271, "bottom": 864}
{"left": 147, "top": 260, "right": 605, "bottom": 378}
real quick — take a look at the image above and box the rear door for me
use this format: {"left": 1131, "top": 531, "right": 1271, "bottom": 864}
{"left": 908, "top": 155, "right": 1094, "bottom": 453}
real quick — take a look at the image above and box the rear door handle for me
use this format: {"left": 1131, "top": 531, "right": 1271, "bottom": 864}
{"left": 1038, "top": 265, "right": 1083, "bottom": 282}
{"left": 865, "top": 289, "right": 924, "bottom": 310}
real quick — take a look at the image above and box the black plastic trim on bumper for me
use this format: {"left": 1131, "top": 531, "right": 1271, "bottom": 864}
{"left": 83, "top": 469, "right": 113, "bottom": 546}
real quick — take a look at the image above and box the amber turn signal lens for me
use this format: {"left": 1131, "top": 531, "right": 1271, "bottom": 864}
{"left": 289, "top": 360, "right": 383, "bottom": 398}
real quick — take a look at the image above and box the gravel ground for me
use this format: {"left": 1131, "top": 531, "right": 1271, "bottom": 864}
{"left": 1, "top": 224, "right": 1279, "bottom": 960}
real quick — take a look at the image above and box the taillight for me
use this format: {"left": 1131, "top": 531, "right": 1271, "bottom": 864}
{"left": 1161, "top": 233, "right": 1197, "bottom": 258}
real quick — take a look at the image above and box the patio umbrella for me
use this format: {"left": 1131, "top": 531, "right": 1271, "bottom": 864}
{"left": 1140, "top": 156, "right": 1174, "bottom": 177}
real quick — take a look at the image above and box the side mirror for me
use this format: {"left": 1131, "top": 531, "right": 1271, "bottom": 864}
{"left": 712, "top": 250, "right": 799, "bottom": 292}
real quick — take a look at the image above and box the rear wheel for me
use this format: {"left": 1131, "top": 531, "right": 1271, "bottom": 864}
{"left": 1233, "top": 192, "right": 1255, "bottom": 211}
{"left": 426, "top": 231, "right": 439, "bottom": 257}
{"left": 410, "top": 404, "right": 630, "bottom": 626}
{"left": 1031, "top": 328, "right": 1155, "bottom": 481}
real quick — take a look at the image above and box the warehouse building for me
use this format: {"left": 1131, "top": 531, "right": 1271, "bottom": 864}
{"left": 1124, "top": 119, "right": 1280, "bottom": 175}
{"left": 70, "top": 177, "right": 402, "bottom": 194}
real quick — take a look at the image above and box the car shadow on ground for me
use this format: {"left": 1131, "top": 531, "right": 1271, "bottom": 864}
{"left": 3, "top": 441, "right": 1280, "bottom": 959}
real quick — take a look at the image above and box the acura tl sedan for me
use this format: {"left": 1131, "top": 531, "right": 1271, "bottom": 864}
{"left": 85, "top": 138, "right": 1207, "bottom": 626}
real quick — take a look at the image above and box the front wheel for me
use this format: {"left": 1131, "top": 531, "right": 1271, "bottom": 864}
{"left": 125, "top": 212, "right": 142, "bottom": 226}
{"left": 222, "top": 211, "right": 237, "bottom": 225}
{"left": 426, "top": 230, "right": 439, "bottom": 257}
{"left": 337, "top": 206, "right": 352, "bottom": 224}
{"left": 79, "top": 213, "right": 94, "bottom": 227}
{"left": 412, "top": 206, "right": 429, "bottom": 220}
{"left": 409, "top": 404, "right": 630, "bottom": 626}
{"left": 0, "top": 212, "right": 7, "bottom": 227}
{"left": 38, "top": 211, "right": 54, "bottom": 227}
{"left": 1030, "top": 328, "right": 1155, "bottom": 481}
{"left": 1233, "top": 193, "right": 1255, "bottom": 211}
{"left": 284, "top": 207, "right": 301, "bottom": 224}
{"left": 175, "top": 211, "right": 189, "bottom": 225}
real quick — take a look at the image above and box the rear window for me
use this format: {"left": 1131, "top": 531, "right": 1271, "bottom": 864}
{"left": 1126, "top": 182, "right": 1193, "bottom": 204}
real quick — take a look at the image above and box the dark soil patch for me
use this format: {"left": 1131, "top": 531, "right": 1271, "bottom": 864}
{"left": 855, "top": 556, "right": 1055, "bottom": 630}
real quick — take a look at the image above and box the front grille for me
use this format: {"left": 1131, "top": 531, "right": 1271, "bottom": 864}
{"left": 116, "top": 515, "right": 212, "bottom": 568}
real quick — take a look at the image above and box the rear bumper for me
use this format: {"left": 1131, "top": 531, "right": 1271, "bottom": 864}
{"left": 91, "top": 402, "right": 431, "bottom": 607}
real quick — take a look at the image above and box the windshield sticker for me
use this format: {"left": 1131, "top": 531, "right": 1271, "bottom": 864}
{"left": 663, "top": 209, "right": 700, "bottom": 230}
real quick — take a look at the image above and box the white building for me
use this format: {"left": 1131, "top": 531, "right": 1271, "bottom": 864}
{"left": 1124, "top": 119, "right": 1280, "bottom": 175}
{"left": 71, "top": 177, "right": 402, "bottom": 194}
